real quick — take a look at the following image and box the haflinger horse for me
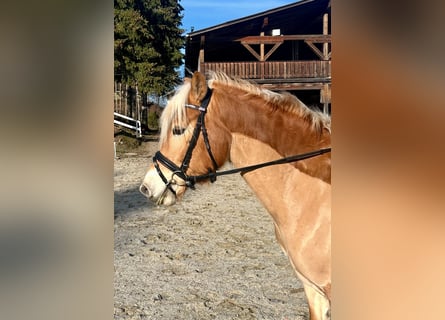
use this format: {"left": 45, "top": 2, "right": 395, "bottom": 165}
{"left": 229, "top": 133, "right": 331, "bottom": 320}
{"left": 140, "top": 71, "right": 331, "bottom": 319}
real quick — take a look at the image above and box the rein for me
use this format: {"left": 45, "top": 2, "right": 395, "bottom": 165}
{"left": 153, "top": 86, "right": 331, "bottom": 197}
{"left": 189, "top": 147, "right": 331, "bottom": 183}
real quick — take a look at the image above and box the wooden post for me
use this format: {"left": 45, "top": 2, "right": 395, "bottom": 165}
{"left": 125, "top": 84, "right": 128, "bottom": 117}
{"left": 135, "top": 84, "right": 140, "bottom": 121}
{"left": 260, "top": 32, "right": 265, "bottom": 61}
{"left": 322, "top": 13, "right": 330, "bottom": 113}
{"left": 120, "top": 83, "right": 123, "bottom": 114}
{"left": 198, "top": 35, "right": 205, "bottom": 72}
{"left": 113, "top": 81, "right": 116, "bottom": 113}
{"left": 323, "top": 13, "right": 329, "bottom": 60}
{"left": 116, "top": 82, "right": 119, "bottom": 114}
{"left": 321, "top": 83, "right": 331, "bottom": 114}
{"left": 260, "top": 17, "right": 269, "bottom": 62}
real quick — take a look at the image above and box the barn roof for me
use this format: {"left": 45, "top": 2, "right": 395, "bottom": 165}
{"left": 187, "top": 0, "right": 330, "bottom": 37}
{"left": 185, "top": 0, "right": 331, "bottom": 71}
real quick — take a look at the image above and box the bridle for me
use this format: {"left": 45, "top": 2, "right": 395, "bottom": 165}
{"left": 152, "top": 86, "right": 331, "bottom": 199}
{"left": 152, "top": 88, "right": 216, "bottom": 196}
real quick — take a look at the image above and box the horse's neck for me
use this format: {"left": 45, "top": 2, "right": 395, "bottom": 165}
{"left": 213, "top": 85, "right": 331, "bottom": 183}
{"left": 229, "top": 134, "right": 331, "bottom": 223}
{"left": 229, "top": 133, "right": 331, "bottom": 291}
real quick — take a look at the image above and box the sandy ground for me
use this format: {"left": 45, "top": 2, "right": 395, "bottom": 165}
{"left": 114, "top": 138, "right": 308, "bottom": 319}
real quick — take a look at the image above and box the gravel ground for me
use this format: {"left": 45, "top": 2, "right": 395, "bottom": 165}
{"left": 114, "top": 139, "right": 308, "bottom": 320}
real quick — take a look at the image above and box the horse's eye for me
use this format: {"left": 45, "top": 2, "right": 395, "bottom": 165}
{"left": 172, "top": 126, "right": 186, "bottom": 135}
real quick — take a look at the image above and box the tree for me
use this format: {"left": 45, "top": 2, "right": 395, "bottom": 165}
{"left": 114, "top": 0, "right": 184, "bottom": 96}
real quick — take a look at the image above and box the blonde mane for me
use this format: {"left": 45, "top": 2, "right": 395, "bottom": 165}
{"left": 159, "top": 72, "right": 331, "bottom": 146}
{"left": 208, "top": 71, "right": 331, "bottom": 133}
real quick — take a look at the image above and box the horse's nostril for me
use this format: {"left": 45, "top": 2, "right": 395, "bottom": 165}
{"left": 139, "top": 184, "right": 151, "bottom": 198}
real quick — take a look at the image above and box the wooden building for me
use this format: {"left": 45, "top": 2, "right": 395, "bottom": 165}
{"left": 185, "top": 0, "right": 331, "bottom": 112}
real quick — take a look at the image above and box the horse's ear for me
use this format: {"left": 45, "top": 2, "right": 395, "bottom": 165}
{"left": 190, "top": 71, "right": 208, "bottom": 103}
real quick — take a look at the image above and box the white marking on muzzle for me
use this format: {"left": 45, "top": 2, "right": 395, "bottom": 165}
{"left": 140, "top": 166, "right": 178, "bottom": 205}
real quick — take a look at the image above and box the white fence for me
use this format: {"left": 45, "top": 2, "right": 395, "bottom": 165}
{"left": 114, "top": 112, "right": 142, "bottom": 138}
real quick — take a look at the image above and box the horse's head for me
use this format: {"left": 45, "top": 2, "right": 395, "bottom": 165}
{"left": 140, "top": 72, "right": 232, "bottom": 205}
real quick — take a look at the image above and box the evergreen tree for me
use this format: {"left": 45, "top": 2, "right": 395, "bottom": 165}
{"left": 114, "top": 0, "right": 184, "bottom": 96}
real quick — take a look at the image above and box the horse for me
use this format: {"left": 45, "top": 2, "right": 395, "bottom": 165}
{"left": 230, "top": 133, "right": 331, "bottom": 319}
{"left": 140, "top": 71, "right": 331, "bottom": 319}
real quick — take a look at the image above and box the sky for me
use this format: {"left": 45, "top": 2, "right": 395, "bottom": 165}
{"left": 180, "top": 0, "right": 298, "bottom": 34}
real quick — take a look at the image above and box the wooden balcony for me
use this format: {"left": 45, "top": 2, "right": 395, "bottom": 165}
{"left": 200, "top": 60, "right": 331, "bottom": 83}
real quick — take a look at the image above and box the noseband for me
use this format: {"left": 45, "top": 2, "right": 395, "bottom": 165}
{"left": 153, "top": 88, "right": 218, "bottom": 196}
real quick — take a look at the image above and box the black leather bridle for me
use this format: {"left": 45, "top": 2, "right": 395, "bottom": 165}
{"left": 152, "top": 88, "right": 216, "bottom": 196}
{"left": 152, "top": 86, "right": 331, "bottom": 199}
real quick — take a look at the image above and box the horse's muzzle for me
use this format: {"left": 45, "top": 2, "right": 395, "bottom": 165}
{"left": 139, "top": 183, "right": 152, "bottom": 199}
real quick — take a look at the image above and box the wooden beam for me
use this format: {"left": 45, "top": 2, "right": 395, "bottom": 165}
{"left": 241, "top": 42, "right": 283, "bottom": 62}
{"left": 305, "top": 41, "right": 325, "bottom": 60}
{"left": 240, "top": 38, "right": 284, "bottom": 45}
{"left": 238, "top": 34, "right": 331, "bottom": 44}
{"left": 263, "top": 42, "right": 282, "bottom": 61}
{"left": 241, "top": 43, "right": 261, "bottom": 61}
{"left": 260, "top": 83, "right": 326, "bottom": 90}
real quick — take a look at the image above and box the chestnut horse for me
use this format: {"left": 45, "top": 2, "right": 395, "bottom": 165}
{"left": 230, "top": 133, "right": 331, "bottom": 319}
{"left": 140, "top": 71, "right": 331, "bottom": 319}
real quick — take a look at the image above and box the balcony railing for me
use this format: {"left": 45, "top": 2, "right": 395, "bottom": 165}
{"left": 200, "top": 60, "right": 331, "bottom": 81}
